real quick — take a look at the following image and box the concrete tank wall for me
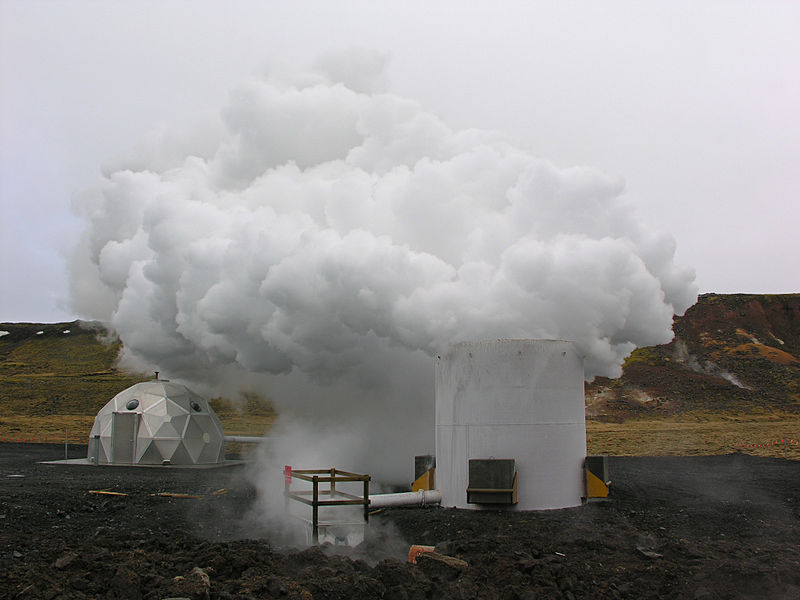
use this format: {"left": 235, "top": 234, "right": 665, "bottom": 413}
{"left": 435, "top": 339, "right": 586, "bottom": 510}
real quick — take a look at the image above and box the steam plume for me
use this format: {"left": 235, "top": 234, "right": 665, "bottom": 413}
{"left": 70, "top": 52, "right": 696, "bottom": 479}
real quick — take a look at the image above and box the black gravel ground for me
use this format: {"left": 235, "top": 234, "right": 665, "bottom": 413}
{"left": 1, "top": 443, "right": 799, "bottom": 599}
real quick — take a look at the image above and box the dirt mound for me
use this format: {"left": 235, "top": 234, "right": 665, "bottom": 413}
{"left": 2, "top": 444, "right": 799, "bottom": 599}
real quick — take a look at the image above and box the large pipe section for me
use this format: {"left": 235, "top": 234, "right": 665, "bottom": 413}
{"left": 223, "top": 435, "right": 271, "bottom": 443}
{"left": 369, "top": 490, "right": 442, "bottom": 509}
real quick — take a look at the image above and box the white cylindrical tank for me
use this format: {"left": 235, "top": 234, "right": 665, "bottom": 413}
{"left": 435, "top": 339, "right": 586, "bottom": 510}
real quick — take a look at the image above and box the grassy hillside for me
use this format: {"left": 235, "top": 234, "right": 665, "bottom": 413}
{"left": 0, "top": 321, "right": 274, "bottom": 442}
{"left": 2, "top": 295, "right": 799, "bottom": 457}
{"left": 0, "top": 321, "right": 143, "bottom": 416}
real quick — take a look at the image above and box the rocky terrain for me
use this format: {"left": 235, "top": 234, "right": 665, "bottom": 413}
{"left": 2, "top": 444, "right": 799, "bottom": 599}
{"left": 587, "top": 294, "right": 800, "bottom": 418}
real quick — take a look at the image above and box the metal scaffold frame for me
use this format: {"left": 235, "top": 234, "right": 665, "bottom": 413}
{"left": 283, "top": 467, "right": 371, "bottom": 544}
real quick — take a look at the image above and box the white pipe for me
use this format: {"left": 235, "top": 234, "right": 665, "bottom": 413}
{"left": 369, "top": 490, "right": 442, "bottom": 509}
{"left": 224, "top": 435, "right": 271, "bottom": 443}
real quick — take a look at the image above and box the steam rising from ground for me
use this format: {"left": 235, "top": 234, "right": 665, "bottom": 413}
{"left": 70, "top": 52, "right": 696, "bottom": 480}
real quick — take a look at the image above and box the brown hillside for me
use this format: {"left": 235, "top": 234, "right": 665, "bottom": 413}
{"left": 3, "top": 295, "right": 799, "bottom": 427}
{"left": 587, "top": 293, "right": 800, "bottom": 418}
{"left": 0, "top": 320, "right": 146, "bottom": 417}
{"left": 0, "top": 321, "right": 275, "bottom": 442}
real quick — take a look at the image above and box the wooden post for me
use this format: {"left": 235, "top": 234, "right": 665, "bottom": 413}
{"left": 64, "top": 430, "right": 68, "bottom": 460}
{"left": 363, "top": 476, "right": 370, "bottom": 524}
{"left": 330, "top": 467, "right": 336, "bottom": 497}
{"left": 284, "top": 467, "right": 291, "bottom": 514}
{"left": 312, "top": 476, "right": 319, "bottom": 544}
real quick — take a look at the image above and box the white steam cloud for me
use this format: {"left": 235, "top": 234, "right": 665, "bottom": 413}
{"left": 70, "top": 51, "right": 696, "bottom": 480}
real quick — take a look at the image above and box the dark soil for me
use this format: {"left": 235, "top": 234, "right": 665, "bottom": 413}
{"left": 2, "top": 444, "right": 799, "bottom": 599}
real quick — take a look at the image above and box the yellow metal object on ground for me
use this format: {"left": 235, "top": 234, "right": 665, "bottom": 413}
{"left": 585, "top": 468, "right": 609, "bottom": 498}
{"left": 412, "top": 468, "right": 435, "bottom": 491}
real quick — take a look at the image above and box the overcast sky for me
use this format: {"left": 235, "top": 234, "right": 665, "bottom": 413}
{"left": 2, "top": 0, "right": 798, "bottom": 323}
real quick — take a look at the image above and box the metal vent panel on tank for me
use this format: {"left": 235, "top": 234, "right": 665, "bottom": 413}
{"left": 435, "top": 339, "right": 586, "bottom": 510}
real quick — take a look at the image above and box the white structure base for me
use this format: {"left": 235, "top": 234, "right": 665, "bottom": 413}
{"left": 435, "top": 339, "right": 586, "bottom": 510}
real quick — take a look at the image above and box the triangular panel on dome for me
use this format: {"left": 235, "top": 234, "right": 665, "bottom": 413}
{"left": 136, "top": 440, "right": 163, "bottom": 465}
{"left": 154, "top": 438, "right": 182, "bottom": 462}
{"left": 165, "top": 398, "right": 190, "bottom": 417}
{"left": 171, "top": 414, "right": 190, "bottom": 436}
{"left": 98, "top": 437, "right": 112, "bottom": 464}
{"left": 154, "top": 420, "right": 182, "bottom": 439}
{"left": 136, "top": 427, "right": 153, "bottom": 449}
{"left": 140, "top": 413, "right": 164, "bottom": 438}
{"left": 99, "top": 419, "right": 114, "bottom": 437}
{"left": 199, "top": 434, "right": 225, "bottom": 464}
{"left": 140, "top": 389, "right": 165, "bottom": 401}
{"left": 168, "top": 442, "right": 193, "bottom": 465}
{"left": 143, "top": 399, "right": 168, "bottom": 417}
{"left": 183, "top": 418, "right": 207, "bottom": 463}
{"left": 188, "top": 412, "right": 208, "bottom": 432}
{"left": 198, "top": 415, "right": 217, "bottom": 436}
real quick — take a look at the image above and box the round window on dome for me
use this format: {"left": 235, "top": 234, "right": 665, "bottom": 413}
{"left": 190, "top": 401, "right": 201, "bottom": 412}
{"left": 126, "top": 399, "right": 140, "bottom": 410}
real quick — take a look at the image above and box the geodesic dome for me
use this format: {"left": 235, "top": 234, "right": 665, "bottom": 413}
{"left": 87, "top": 381, "right": 225, "bottom": 465}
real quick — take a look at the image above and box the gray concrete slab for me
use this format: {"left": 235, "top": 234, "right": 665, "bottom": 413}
{"left": 39, "top": 458, "right": 245, "bottom": 469}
